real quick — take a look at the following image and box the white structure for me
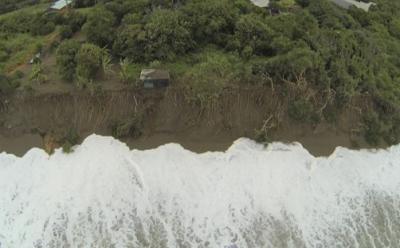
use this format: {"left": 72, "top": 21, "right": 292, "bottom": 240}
{"left": 49, "top": 0, "right": 71, "bottom": 11}
{"left": 249, "top": 0, "right": 375, "bottom": 11}
{"left": 250, "top": 0, "right": 269, "bottom": 7}
{"left": 329, "top": 0, "right": 375, "bottom": 11}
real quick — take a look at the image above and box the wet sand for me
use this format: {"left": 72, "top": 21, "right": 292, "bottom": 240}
{"left": 0, "top": 128, "right": 376, "bottom": 158}
{"left": 127, "top": 129, "right": 373, "bottom": 157}
{"left": 0, "top": 134, "right": 43, "bottom": 156}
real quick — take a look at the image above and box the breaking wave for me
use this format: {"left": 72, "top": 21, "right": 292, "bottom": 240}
{"left": 0, "top": 135, "right": 399, "bottom": 248}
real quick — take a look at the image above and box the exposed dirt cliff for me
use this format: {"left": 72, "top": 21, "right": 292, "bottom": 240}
{"left": 0, "top": 87, "right": 374, "bottom": 156}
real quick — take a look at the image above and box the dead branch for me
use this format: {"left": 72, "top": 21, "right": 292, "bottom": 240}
{"left": 133, "top": 95, "right": 138, "bottom": 113}
{"left": 262, "top": 72, "right": 274, "bottom": 92}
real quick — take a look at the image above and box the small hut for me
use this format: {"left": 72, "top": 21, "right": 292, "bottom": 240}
{"left": 140, "top": 69, "right": 170, "bottom": 89}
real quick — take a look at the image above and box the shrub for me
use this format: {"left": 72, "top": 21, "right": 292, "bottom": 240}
{"left": 49, "top": 40, "right": 60, "bottom": 53}
{"left": 0, "top": 48, "right": 9, "bottom": 62}
{"left": 61, "top": 128, "right": 80, "bottom": 153}
{"left": 34, "top": 43, "right": 43, "bottom": 54}
{"left": 182, "top": 51, "right": 237, "bottom": 106}
{"left": 64, "top": 11, "right": 86, "bottom": 32}
{"left": 363, "top": 111, "right": 382, "bottom": 145}
{"left": 101, "top": 50, "right": 114, "bottom": 78}
{"left": 288, "top": 98, "right": 314, "bottom": 122}
{"left": 76, "top": 43, "right": 103, "bottom": 81}
{"left": 254, "top": 129, "right": 271, "bottom": 144}
{"left": 60, "top": 25, "right": 73, "bottom": 40}
{"left": 73, "top": 0, "right": 96, "bottom": 8}
{"left": 49, "top": 12, "right": 66, "bottom": 25}
{"left": 119, "top": 58, "right": 140, "bottom": 85}
{"left": 382, "top": 114, "right": 400, "bottom": 145}
{"left": 56, "top": 40, "right": 81, "bottom": 81}
{"left": 12, "top": 70, "right": 24, "bottom": 79}
{"left": 0, "top": 54, "right": 8, "bottom": 63}
{"left": 62, "top": 141, "right": 74, "bottom": 153}
{"left": 182, "top": 0, "right": 237, "bottom": 46}
{"left": 232, "top": 14, "right": 274, "bottom": 57}
{"left": 0, "top": 74, "right": 13, "bottom": 93}
{"left": 30, "top": 14, "right": 55, "bottom": 36}
{"left": 29, "top": 63, "right": 47, "bottom": 84}
{"left": 111, "top": 115, "right": 143, "bottom": 139}
{"left": 0, "top": 10, "right": 35, "bottom": 33}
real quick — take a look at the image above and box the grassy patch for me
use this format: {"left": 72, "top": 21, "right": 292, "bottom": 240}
{"left": 111, "top": 115, "right": 143, "bottom": 139}
{"left": 61, "top": 128, "right": 80, "bottom": 153}
{"left": 0, "top": 3, "right": 47, "bottom": 21}
{"left": 0, "top": 34, "right": 45, "bottom": 72}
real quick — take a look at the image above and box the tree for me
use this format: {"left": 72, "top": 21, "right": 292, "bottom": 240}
{"left": 232, "top": 14, "right": 275, "bottom": 57}
{"left": 56, "top": 40, "right": 81, "bottom": 81}
{"left": 295, "top": 0, "right": 310, "bottom": 7}
{"left": 113, "top": 24, "right": 146, "bottom": 61}
{"left": 308, "top": 0, "right": 357, "bottom": 29}
{"left": 104, "top": 0, "right": 150, "bottom": 24}
{"left": 182, "top": 50, "right": 236, "bottom": 106}
{"left": 389, "top": 18, "right": 400, "bottom": 39}
{"left": 64, "top": 11, "right": 86, "bottom": 33}
{"left": 30, "top": 14, "right": 55, "bottom": 36}
{"left": 73, "top": 0, "right": 96, "bottom": 8}
{"left": 262, "top": 47, "right": 320, "bottom": 82}
{"left": 121, "top": 13, "right": 144, "bottom": 26}
{"left": 83, "top": 7, "right": 116, "bottom": 47}
{"left": 183, "top": 0, "right": 238, "bottom": 45}
{"left": 144, "top": 9, "right": 193, "bottom": 61}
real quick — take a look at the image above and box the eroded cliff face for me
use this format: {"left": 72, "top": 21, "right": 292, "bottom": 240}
{"left": 0, "top": 87, "right": 368, "bottom": 156}
{"left": 1, "top": 90, "right": 148, "bottom": 136}
{"left": 0, "top": 87, "right": 275, "bottom": 140}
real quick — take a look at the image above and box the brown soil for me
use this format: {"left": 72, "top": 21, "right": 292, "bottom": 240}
{"left": 0, "top": 86, "right": 378, "bottom": 157}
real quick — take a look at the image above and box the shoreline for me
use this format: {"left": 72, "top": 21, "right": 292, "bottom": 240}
{"left": 0, "top": 88, "right": 380, "bottom": 157}
{"left": 0, "top": 127, "right": 379, "bottom": 157}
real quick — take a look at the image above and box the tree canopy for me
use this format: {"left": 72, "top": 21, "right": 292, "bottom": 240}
{"left": 2, "top": 0, "right": 400, "bottom": 144}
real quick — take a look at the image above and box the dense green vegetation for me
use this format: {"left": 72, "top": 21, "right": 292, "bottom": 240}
{"left": 1, "top": 0, "right": 400, "bottom": 145}
{"left": 0, "top": 0, "right": 38, "bottom": 15}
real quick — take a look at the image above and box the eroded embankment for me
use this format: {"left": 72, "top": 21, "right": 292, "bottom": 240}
{"left": 0, "top": 87, "right": 372, "bottom": 156}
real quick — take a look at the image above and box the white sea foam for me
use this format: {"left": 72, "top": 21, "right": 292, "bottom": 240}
{"left": 0, "top": 135, "right": 399, "bottom": 248}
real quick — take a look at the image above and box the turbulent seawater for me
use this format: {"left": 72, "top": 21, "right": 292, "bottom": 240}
{"left": 0, "top": 135, "right": 399, "bottom": 248}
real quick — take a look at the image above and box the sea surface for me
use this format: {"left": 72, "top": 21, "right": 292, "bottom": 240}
{"left": 0, "top": 135, "right": 399, "bottom": 248}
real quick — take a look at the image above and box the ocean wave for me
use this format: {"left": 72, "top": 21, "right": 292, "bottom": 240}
{"left": 0, "top": 135, "right": 399, "bottom": 247}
